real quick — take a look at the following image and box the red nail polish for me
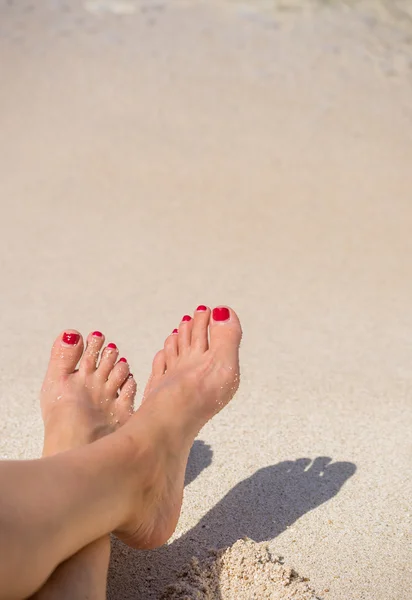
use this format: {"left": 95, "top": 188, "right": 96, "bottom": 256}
{"left": 128, "top": 373, "right": 134, "bottom": 379}
{"left": 92, "top": 331, "right": 103, "bottom": 337}
{"left": 172, "top": 328, "right": 179, "bottom": 334}
{"left": 119, "top": 357, "right": 127, "bottom": 363}
{"left": 107, "top": 343, "right": 117, "bottom": 350}
{"left": 182, "top": 315, "right": 192, "bottom": 322}
{"left": 62, "top": 332, "right": 80, "bottom": 345}
{"left": 196, "top": 305, "right": 207, "bottom": 311}
{"left": 212, "top": 307, "right": 230, "bottom": 322}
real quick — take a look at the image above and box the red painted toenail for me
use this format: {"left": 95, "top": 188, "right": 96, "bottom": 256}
{"left": 172, "top": 328, "right": 179, "bottom": 334}
{"left": 196, "top": 305, "right": 207, "bottom": 311}
{"left": 107, "top": 343, "right": 117, "bottom": 350}
{"left": 119, "top": 357, "right": 127, "bottom": 363}
{"left": 62, "top": 332, "right": 80, "bottom": 345}
{"left": 212, "top": 307, "right": 230, "bottom": 322}
{"left": 92, "top": 331, "right": 103, "bottom": 337}
{"left": 128, "top": 373, "right": 134, "bottom": 379}
{"left": 182, "top": 315, "right": 192, "bottom": 322}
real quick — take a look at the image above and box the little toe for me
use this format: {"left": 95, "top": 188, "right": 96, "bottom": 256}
{"left": 164, "top": 330, "right": 179, "bottom": 368}
{"left": 191, "top": 305, "right": 211, "bottom": 352}
{"left": 177, "top": 314, "right": 193, "bottom": 354}
{"left": 143, "top": 350, "right": 166, "bottom": 398}
{"left": 79, "top": 331, "right": 105, "bottom": 374}
{"left": 209, "top": 306, "right": 242, "bottom": 359}
{"left": 47, "top": 330, "right": 84, "bottom": 376}
{"left": 152, "top": 349, "right": 166, "bottom": 377}
{"left": 106, "top": 358, "right": 130, "bottom": 396}
{"left": 116, "top": 375, "right": 137, "bottom": 425}
{"left": 97, "top": 342, "right": 119, "bottom": 380}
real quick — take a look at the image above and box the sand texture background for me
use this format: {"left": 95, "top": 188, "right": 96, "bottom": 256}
{"left": 0, "top": 1, "right": 411, "bottom": 598}
{"left": 160, "top": 539, "right": 320, "bottom": 599}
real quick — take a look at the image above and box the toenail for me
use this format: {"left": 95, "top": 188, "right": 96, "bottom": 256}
{"left": 182, "top": 315, "right": 192, "bottom": 322}
{"left": 196, "top": 305, "right": 207, "bottom": 311}
{"left": 62, "top": 332, "right": 80, "bottom": 345}
{"left": 92, "top": 331, "right": 103, "bottom": 337}
{"left": 212, "top": 307, "right": 230, "bottom": 322}
{"left": 172, "top": 328, "right": 179, "bottom": 334}
{"left": 107, "top": 343, "right": 117, "bottom": 350}
{"left": 128, "top": 373, "right": 134, "bottom": 378}
{"left": 119, "top": 357, "right": 127, "bottom": 363}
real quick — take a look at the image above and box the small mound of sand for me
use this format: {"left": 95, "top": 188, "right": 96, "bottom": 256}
{"left": 161, "top": 539, "right": 321, "bottom": 600}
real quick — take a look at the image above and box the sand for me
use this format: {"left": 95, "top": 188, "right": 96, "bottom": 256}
{"left": 161, "top": 539, "right": 319, "bottom": 599}
{"left": 0, "top": 1, "right": 411, "bottom": 599}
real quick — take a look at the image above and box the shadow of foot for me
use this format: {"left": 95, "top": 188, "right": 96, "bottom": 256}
{"left": 108, "top": 456, "right": 356, "bottom": 599}
{"left": 185, "top": 440, "right": 213, "bottom": 487}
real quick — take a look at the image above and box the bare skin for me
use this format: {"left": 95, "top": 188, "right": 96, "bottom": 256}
{"left": 40, "top": 330, "right": 136, "bottom": 456}
{"left": 32, "top": 330, "right": 138, "bottom": 600}
{"left": 0, "top": 305, "right": 241, "bottom": 600}
{"left": 30, "top": 538, "right": 111, "bottom": 600}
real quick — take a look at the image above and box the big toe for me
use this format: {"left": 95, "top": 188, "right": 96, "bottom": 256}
{"left": 47, "top": 330, "right": 84, "bottom": 376}
{"left": 209, "top": 306, "right": 242, "bottom": 358}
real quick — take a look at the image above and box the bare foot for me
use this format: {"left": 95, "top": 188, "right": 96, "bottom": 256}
{"left": 116, "top": 305, "right": 242, "bottom": 550}
{"left": 41, "top": 330, "right": 137, "bottom": 456}
{"left": 36, "top": 330, "right": 137, "bottom": 600}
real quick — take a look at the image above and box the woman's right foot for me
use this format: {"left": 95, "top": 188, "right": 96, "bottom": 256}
{"left": 117, "top": 305, "right": 242, "bottom": 550}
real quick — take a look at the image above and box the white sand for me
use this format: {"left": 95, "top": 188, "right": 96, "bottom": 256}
{"left": 0, "top": 1, "right": 411, "bottom": 598}
{"left": 161, "top": 539, "right": 319, "bottom": 599}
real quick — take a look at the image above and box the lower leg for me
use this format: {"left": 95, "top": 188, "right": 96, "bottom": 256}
{"left": 1, "top": 330, "right": 140, "bottom": 600}
{"left": 30, "top": 538, "right": 111, "bottom": 600}
{"left": 0, "top": 434, "right": 142, "bottom": 600}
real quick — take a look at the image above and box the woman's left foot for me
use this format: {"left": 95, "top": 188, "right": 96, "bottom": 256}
{"left": 41, "top": 330, "right": 137, "bottom": 456}
{"left": 36, "top": 331, "right": 122, "bottom": 600}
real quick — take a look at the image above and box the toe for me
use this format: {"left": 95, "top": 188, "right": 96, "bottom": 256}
{"left": 79, "top": 331, "right": 105, "bottom": 374}
{"left": 106, "top": 357, "right": 130, "bottom": 396}
{"left": 164, "top": 330, "right": 179, "bottom": 369}
{"left": 152, "top": 349, "right": 166, "bottom": 377}
{"left": 47, "top": 330, "right": 84, "bottom": 376}
{"left": 209, "top": 306, "right": 242, "bottom": 358}
{"left": 177, "top": 314, "right": 193, "bottom": 354}
{"left": 191, "top": 305, "right": 210, "bottom": 352}
{"left": 143, "top": 350, "right": 166, "bottom": 399}
{"left": 97, "top": 342, "right": 119, "bottom": 380}
{"left": 116, "top": 375, "right": 136, "bottom": 425}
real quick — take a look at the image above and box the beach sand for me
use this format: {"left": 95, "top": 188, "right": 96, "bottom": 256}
{"left": 161, "top": 539, "right": 319, "bottom": 599}
{"left": 0, "top": 1, "right": 411, "bottom": 598}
